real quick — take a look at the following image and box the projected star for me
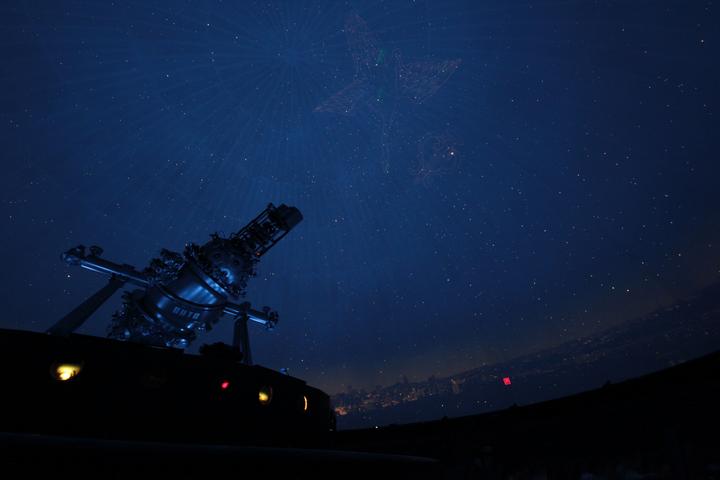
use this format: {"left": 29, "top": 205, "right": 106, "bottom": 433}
{"left": 314, "top": 14, "right": 461, "bottom": 173}
{"left": 412, "top": 131, "right": 462, "bottom": 186}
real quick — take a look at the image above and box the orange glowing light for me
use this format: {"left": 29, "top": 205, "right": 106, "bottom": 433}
{"left": 53, "top": 363, "right": 82, "bottom": 381}
{"left": 258, "top": 386, "right": 273, "bottom": 405}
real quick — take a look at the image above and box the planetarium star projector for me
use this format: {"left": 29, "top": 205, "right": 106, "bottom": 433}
{"left": 48, "top": 203, "right": 302, "bottom": 363}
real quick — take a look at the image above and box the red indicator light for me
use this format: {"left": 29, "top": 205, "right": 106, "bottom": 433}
{"left": 502, "top": 377, "right": 512, "bottom": 386}
{"left": 221, "top": 381, "right": 230, "bottom": 390}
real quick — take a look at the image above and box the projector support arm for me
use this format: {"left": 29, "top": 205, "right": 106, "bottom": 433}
{"left": 46, "top": 245, "right": 146, "bottom": 336}
{"left": 225, "top": 302, "right": 278, "bottom": 365}
{"left": 47, "top": 275, "right": 127, "bottom": 336}
{"left": 232, "top": 313, "right": 252, "bottom": 365}
{"left": 60, "top": 245, "right": 151, "bottom": 287}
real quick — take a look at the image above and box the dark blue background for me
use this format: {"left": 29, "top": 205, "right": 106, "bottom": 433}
{"left": 1, "top": 0, "right": 718, "bottom": 398}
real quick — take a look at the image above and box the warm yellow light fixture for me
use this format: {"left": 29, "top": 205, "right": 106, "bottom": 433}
{"left": 53, "top": 363, "right": 82, "bottom": 381}
{"left": 303, "top": 395, "right": 308, "bottom": 412}
{"left": 258, "top": 386, "right": 273, "bottom": 405}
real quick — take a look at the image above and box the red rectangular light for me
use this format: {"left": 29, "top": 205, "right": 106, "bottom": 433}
{"left": 502, "top": 377, "right": 512, "bottom": 386}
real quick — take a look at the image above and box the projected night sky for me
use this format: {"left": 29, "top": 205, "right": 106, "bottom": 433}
{"left": 2, "top": 0, "right": 719, "bottom": 400}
